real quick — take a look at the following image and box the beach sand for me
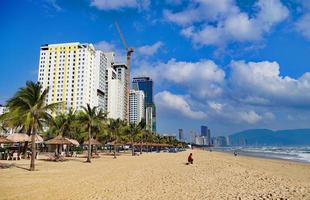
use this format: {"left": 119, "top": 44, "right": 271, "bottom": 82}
{"left": 0, "top": 150, "right": 309, "bottom": 200}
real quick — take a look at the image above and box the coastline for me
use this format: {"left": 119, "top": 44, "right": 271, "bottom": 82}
{"left": 209, "top": 146, "right": 310, "bottom": 164}
{"left": 0, "top": 149, "right": 309, "bottom": 200}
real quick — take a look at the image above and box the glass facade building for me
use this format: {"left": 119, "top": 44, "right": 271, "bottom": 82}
{"left": 132, "top": 77, "right": 156, "bottom": 133}
{"left": 132, "top": 77, "right": 153, "bottom": 106}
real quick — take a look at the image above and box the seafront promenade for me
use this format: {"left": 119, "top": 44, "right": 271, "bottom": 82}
{"left": 0, "top": 150, "right": 309, "bottom": 200}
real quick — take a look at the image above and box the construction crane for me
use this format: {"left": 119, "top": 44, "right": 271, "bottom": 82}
{"left": 114, "top": 21, "right": 134, "bottom": 122}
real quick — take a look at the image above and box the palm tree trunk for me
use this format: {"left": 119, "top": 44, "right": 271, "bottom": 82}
{"left": 113, "top": 142, "right": 116, "bottom": 159}
{"left": 131, "top": 137, "right": 134, "bottom": 156}
{"left": 22, "top": 128, "right": 31, "bottom": 159}
{"left": 30, "top": 126, "right": 36, "bottom": 171}
{"left": 86, "top": 126, "right": 91, "bottom": 163}
{"left": 113, "top": 133, "right": 117, "bottom": 159}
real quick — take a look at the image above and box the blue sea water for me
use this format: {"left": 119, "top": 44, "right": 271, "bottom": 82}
{"left": 212, "top": 146, "right": 310, "bottom": 163}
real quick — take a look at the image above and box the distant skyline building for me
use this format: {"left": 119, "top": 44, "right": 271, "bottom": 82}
{"left": 201, "top": 126, "right": 208, "bottom": 137}
{"left": 132, "top": 77, "right": 156, "bottom": 132}
{"left": 178, "top": 129, "right": 184, "bottom": 141}
{"left": 212, "top": 136, "right": 228, "bottom": 147}
{"left": 129, "top": 90, "right": 145, "bottom": 124}
{"left": 201, "top": 125, "right": 211, "bottom": 146}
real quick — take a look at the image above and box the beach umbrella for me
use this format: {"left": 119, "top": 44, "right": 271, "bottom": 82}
{"left": 45, "top": 136, "right": 73, "bottom": 155}
{"left": 6, "top": 133, "right": 30, "bottom": 143}
{"left": 0, "top": 136, "right": 13, "bottom": 144}
{"left": 83, "top": 138, "right": 101, "bottom": 146}
{"left": 34, "top": 134, "right": 44, "bottom": 144}
{"left": 45, "top": 135, "right": 72, "bottom": 145}
{"left": 67, "top": 138, "right": 79, "bottom": 146}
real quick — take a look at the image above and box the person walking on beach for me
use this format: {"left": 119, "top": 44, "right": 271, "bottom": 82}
{"left": 188, "top": 153, "right": 193, "bottom": 164}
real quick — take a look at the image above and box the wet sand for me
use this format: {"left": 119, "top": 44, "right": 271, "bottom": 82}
{"left": 0, "top": 150, "right": 309, "bottom": 200}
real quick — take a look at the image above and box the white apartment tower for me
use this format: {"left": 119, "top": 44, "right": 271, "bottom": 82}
{"left": 129, "top": 90, "right": 145, "bottom": 124}
{"left": 97, "top": 52, "right": 128, "bottom": 120}
{"left": 38, "top": 42, "right": 104, "bottom": 112}
{"left": 38, "top": 42, "right": 128, "bottom": 120}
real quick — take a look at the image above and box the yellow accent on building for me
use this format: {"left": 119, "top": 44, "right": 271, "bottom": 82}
{"left": 44, "top": 48, "right": 50, "bottom": 91}
{"left": 53, "top": 47, "right": 59, "bottom": 104}
{"left": 61, "top": 46, "right": 69, "bottom": 112}
{"left": 72, "top": 46, "right": 78, "bottom": 110}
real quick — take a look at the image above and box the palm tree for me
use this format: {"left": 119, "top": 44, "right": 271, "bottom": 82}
{"left": 79, "top": 104, "right": 106, "bottom": 163}
{"left": 107, "top": 118, "right": 125, "bottom": 159}
{"left": 5, "top": 81, "right": 56, "bottom": 171}
{"left": 125, "top": 123, "right": 142, "bottom": 156}
{"left": 47, "top": 111, "right": 77, "bottom": 155}
{"left": 137, "top": 120, "right": 146, "bottom": 154}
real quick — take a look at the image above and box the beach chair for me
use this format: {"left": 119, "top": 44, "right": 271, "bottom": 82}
{"left": 72, "top": 151, "right": 77, "bottom": 157}
{"left": 12, "top": 153, "right": 18, "bottom": 160}
{"left": 6, "top": 154, "right": 11, "bottom": 160}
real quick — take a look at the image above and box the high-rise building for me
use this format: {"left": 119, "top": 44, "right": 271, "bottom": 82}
{"left": 38, "top": 42, "right": 99, "bottom": 112}
{"left": 129, "top": 90, "right": 145, "bottom": 124}
{"left": 201, "top": 126, "right": 208, "bottom": 137}
{"left": 178, "top": 129, "right": 184, "bottom": 141}
{"left": 113, "top": 63, "right": 128, "bottom": 120}
{"left": 201, "top": 125, "right": 211, "bottom": 146}
{"left": 132, "top": 77, "right": 156, "bottom": 132}
{"left": 37, "top": 43, "right": 128, "bottom": 120}
{"left": 132, "top": 77, "right": 153, "bottom": 105}
{"left": 100, "top": 53, "right": 127, "bottom": 120}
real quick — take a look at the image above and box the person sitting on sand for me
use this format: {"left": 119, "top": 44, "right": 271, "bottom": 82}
{"left": 188, "top": 153, "right": 193, "bottom": 164}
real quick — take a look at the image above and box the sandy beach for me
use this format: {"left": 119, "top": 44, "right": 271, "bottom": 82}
{"left": 0, "top": 150, "right": 309, "bottom": 200}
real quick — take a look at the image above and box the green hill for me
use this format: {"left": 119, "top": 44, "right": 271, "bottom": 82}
{"left": 229, "top": 129, "right": 310, "bottom": 146}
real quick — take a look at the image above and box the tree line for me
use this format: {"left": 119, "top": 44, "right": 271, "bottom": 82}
{"left": 0, "top": 81, "right": 182, "bottom": 171}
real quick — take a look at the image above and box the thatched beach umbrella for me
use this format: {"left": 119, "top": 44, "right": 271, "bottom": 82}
{"left": 6, "top": 133, "right": 30, "bottom": 143}
{"left": 0, "top": 136, "right": 13, "bottom": 144}
{"left": 35, "top": 134, "right": 44, "bottom": 144}
{"left": 45, "top": 136, "right": 73, "bottom": 155}
{"left": 67, "top": 139, "right": 79, "bottom": 146}
{"left": 45, "top": 135, "right": 72, "bottom": 145}
{"left": 84, "top": 139, "right": 102, "bottom": 155}
{"left": 83, "top": 138, "right": 101, "bottom": 146}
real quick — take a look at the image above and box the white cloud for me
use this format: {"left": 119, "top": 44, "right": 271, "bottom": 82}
{"left": 133, "top": 59, "right": 225, "bottom": 99}
{"left": 90, "top": 0, "right": 150, "bottom": 10}
{"left": 264, "top": 112, "right": 275, "bottom": 120}
{"left": 296, "top": 14, "right": 310, "bottom": 39}
{"left": 239, "top": 110, "right": 262, "bottom": 124}
{"left": 155, "top": 91, "right": 207, "bottom": 119}
{"left": 136, "top": 41, "right": 163, "bottom": 56}
{"left": 94, "top": 41, "right": 115, "bottom": 52}
{"left": 230, "top": 60, "right": 310, "bottom": 107}
{"left": 94, "top": 40, "right": 126, "bottom": 63}
{"left": 165, "top": 0, "right": 289, "bottom": 46}
{"left": 208, "top": 101, "right": 224, "bottom": 113}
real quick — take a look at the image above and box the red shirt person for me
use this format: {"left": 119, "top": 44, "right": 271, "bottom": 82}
{"left": 188, "top": 153, "right": 193, "bottom": 164}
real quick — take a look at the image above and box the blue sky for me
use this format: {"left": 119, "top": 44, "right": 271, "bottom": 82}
{"left": 1, "top": 0, "right": 310, "bottom": 137}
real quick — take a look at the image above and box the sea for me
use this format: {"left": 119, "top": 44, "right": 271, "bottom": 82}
{"left": 211, "top": 146, "right": 310, "bottom": 163}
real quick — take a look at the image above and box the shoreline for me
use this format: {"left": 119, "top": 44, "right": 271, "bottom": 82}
{"left": 207, "top": 146, "right": 310, "bottom": 164}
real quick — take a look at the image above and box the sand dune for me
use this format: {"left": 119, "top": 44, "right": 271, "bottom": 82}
{"left": 0, "top": 150, "right": 309, "bottom": 200}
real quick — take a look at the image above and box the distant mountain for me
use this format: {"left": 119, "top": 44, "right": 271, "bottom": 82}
{"left": 229, "top": 129, "right": 310, "bottom": 146}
